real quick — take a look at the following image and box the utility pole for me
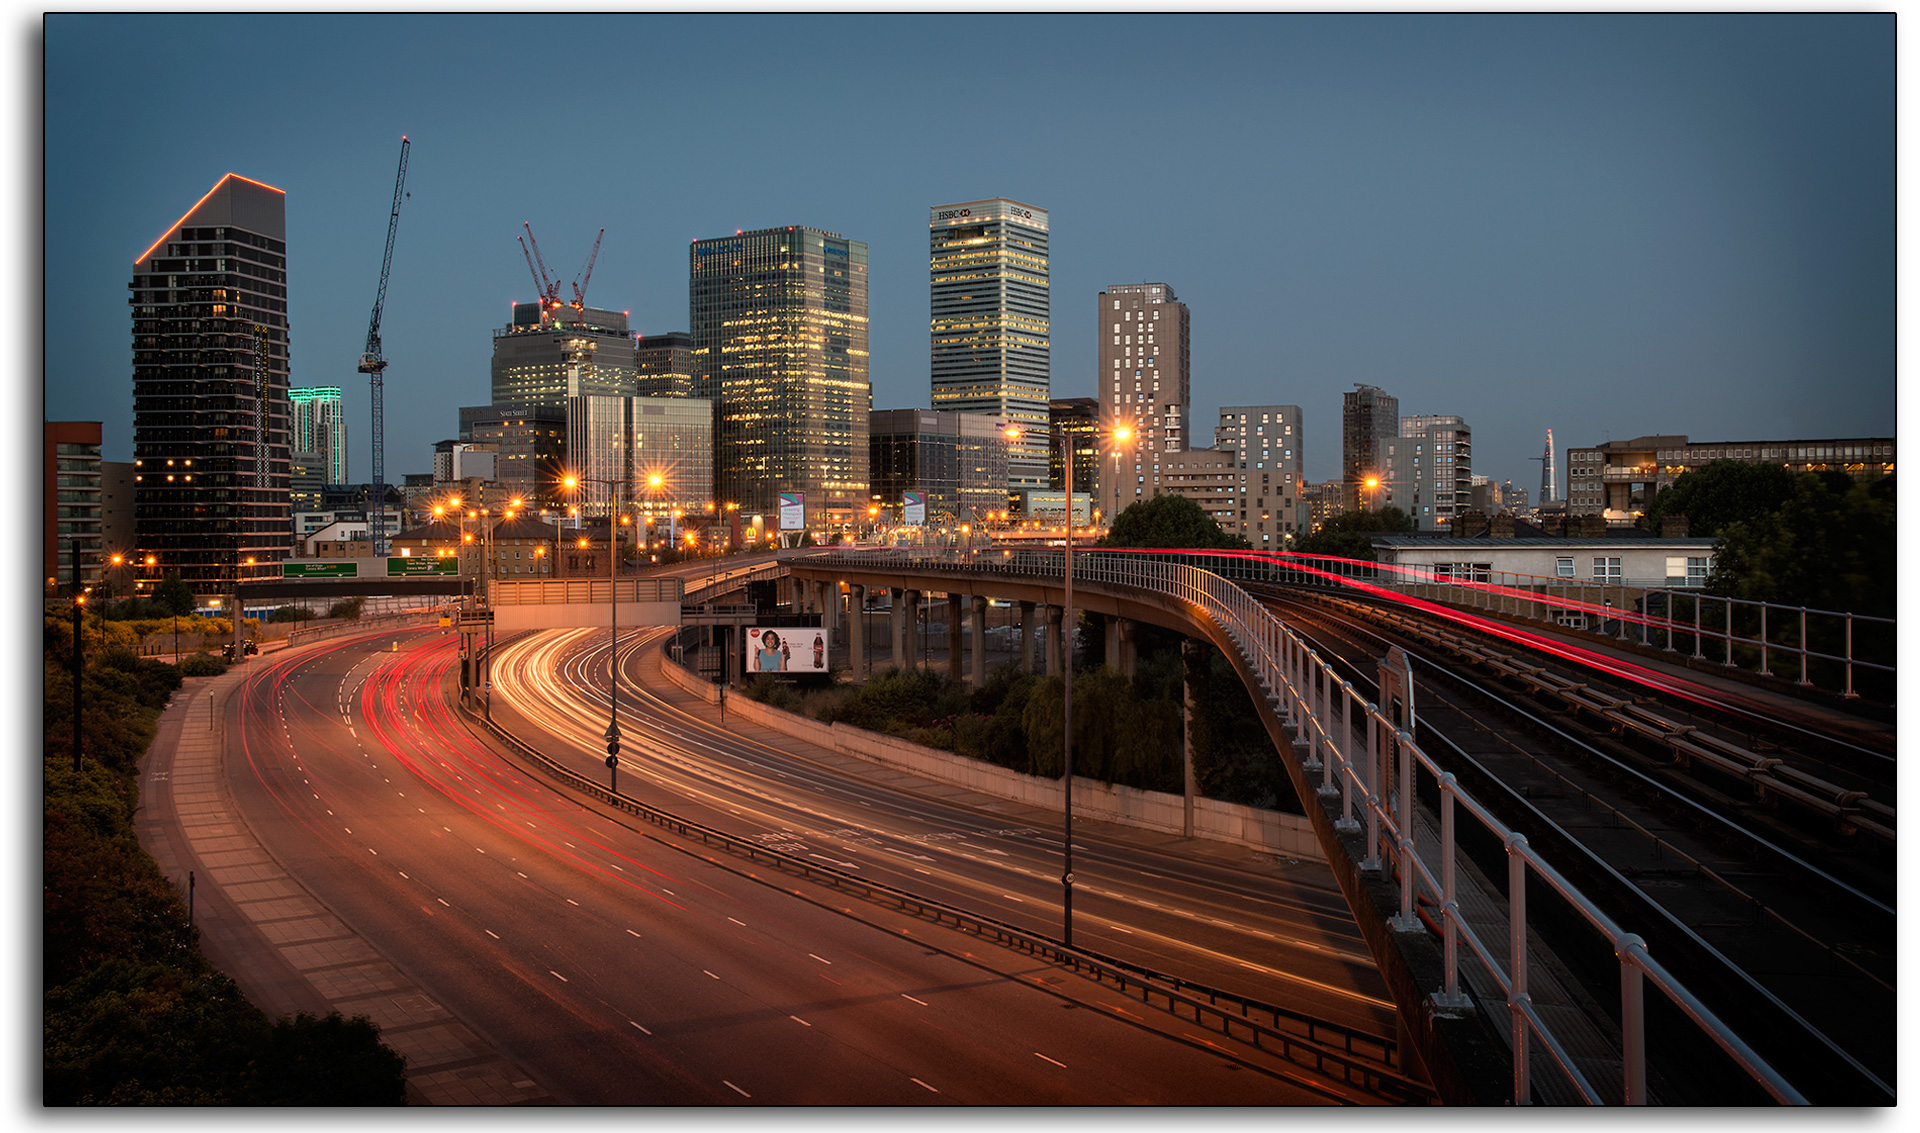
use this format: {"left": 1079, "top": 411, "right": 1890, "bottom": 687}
{"left": 71, "top": 538, "right": 82, "bottom": 774}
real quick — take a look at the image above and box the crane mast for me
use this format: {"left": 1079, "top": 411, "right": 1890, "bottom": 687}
{"left": 358, "top": 136, "right": 410, "bottom": 555}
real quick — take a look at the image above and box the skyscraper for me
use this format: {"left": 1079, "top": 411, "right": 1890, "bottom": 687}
{"left": 1096, "top": 283, "right": 1191, "bottom": 523}
{"left": 635, "top": 331, "right": 694, "bottom": 397}
{"left": 131, "top": 173, "right": 291, "bottom": 600}
{"left": 1215, "top": 405, "right": 1305, "bottom": 548}
{"left": 691, "top": 226, "right": 870, "bottom": 531}
{"left": 1342, "top": 384, "right": 1399, "bottom": 512}
{"left": 1385, "top": 414, "right": 1472, "bottom": 531}
{"left": 929, "top": 199, "right": 1050, "bottom": 495}
{"left": 491, "top": 303, "right": 640, "bottom": 409}
{"left": 288, "top": 385, "right": 347, "bottom": 484}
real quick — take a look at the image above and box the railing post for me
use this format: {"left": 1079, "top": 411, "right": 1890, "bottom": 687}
{"left": 1390, "top": 727, "right": 1420, "bottom": 932}
{"left": 1843, "top": 615, "right": 1858, "bottom": 699}
{"left": 1619, "top": 934, "right": 1648, "bottom": 1104}
{"left": 1434, "top": 773, "right": 1472, "bottom": 1009}
{"left": 1664, "top": 588, "right": 1677, "bottom": 652}
{"left": 1320, "top": 677, "right": 1344, "bottom": 801}
{"left": 1362, "top": 705, "right": 1382, "bottom": 870}
{"left": 1756, "top": 603, "right": 1772, "bottom": 676}
{"left": 1723, "top": 597, "right": 1735, "bottom": 667}
{"left": 1302, "top": 653, "right": 1323, "bottom": 772}
{"left": 1797, "top": 608, "right": 1812, "bottom": 687}
{"left": 1507, "top": 831, "right": 1532, "bottom": 1105}
{"left": 1692, "top": 595, "right": 1704, "bottom": 659}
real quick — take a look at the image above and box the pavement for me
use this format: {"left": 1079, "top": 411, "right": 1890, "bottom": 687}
{"left": 133, "top": 644, "right": 556, "bottom": 1105}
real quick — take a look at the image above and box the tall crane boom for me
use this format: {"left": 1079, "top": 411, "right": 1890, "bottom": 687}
{"left": 358, "top": 136, "right": 410, "bottom": 555}
{"left": 523, "top": 222, "right": 560, "bottom": 309}
{"left": 571, "top": 227, "right": 604, "bottom": 309}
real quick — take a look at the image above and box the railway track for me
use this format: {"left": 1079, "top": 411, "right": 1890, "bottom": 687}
{"left": 1255, "top": 587, "right": 1895, "bottom": 1104}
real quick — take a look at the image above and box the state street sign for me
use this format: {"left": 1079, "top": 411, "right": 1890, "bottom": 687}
{"left": 282, "top": 562, "right": 358, "bottom": 578}
{"left": 388, "top": 556, "right": 457, "bottom": 576}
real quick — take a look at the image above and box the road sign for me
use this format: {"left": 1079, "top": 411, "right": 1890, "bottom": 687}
{"left": 604, "top": 753, "right": 618, "bottom": 768}
{"left": 388, "top": 556, "right": 457, "bottom": 576}
{"left": 603, "top": 722, "right": 621, "bottom": 743}
{"left": 606, "top": 740, "right": 620, "bottom": 756}
{"left": 282, "top": 562, "right": 357, "bottom": 578}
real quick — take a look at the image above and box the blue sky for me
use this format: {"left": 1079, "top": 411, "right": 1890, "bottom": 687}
{"left": 41, "top": 13, "right": 1895, "bottom": 493}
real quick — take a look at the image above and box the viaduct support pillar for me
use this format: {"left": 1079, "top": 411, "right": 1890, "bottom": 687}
{"left": 905, "top": 590, "right": 922, "bottom": 670}
{"left": 849, "top": 584, "right": 866, "bottom": 680}
{"left": 1118, "top": 617, "right": 1138, "bottom": 679}
{"left": 1182, "top": 637, "right": 1205, "bottom": 838}
{"left": 1019, "top": 601, "right": 1036, "bottom": 674}
{"left": 1045, "top": 605, "right": 1063, "bottom": 677}
{"left": 970, "top": 596, "right": 988, "bottom": 688}
{"left": 890, "top": 588, "right": 906, "bottom": 672}
{"left": 948, "top": 593, "right": 964, "bottom": 683}
{"left": 1104, "top": 613, "right": 1121, "bottom": 670}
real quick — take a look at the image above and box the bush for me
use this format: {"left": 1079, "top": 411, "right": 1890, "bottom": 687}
{"left": 268, "top": 605, "right": 316, "bottom": 623}
{"left": 326, "top": 597, "right": 366, "bottom": 621}
{"left": 176, "top": 653, "right": 228, "bottom": 678}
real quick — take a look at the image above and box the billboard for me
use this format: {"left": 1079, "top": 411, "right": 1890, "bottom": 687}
{"left": 745, "top": 626, "right": 830, "bottom": 675}
{"left": 902, "top": 490, "right": 926, "bottom": 527}
{"left": 779, "top": 492, "right": 805, "bottom": 531}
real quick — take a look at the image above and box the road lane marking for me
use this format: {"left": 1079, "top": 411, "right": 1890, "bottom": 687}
{"left": 1035, "top": 1053, "right": 1066, "bottom": 1068}
{"left": 550, "top": 971, "right": 568, "bottom": 982}
{"left": 627, "top": 930, "right": 642, "bottom": 938}
{"left": 911, "top": 1078, "right": 938, "bottom": 1093}
{"left": 438, "top": 899, "right": 450, "bottom": 907}
{"left": 486, "top": 930, "right": 499, "bottom": 939}
{"left": 727, "top": 917, "right": 745, "bottom": 926}
{"left": 724, "top": 1081, "right": 749, "bottom": 1098}
{"left": 368, "top": 849, "right": 378, "bottom": 855}
{"left": 630, "top": 1021, "right": 651, "bottom": 1035}
{"left": 902, "top": 995, "right": 927, "bottom": 1006}
{"left": 567, "top": 899, "right": 580, "bottom": 906}
{"left": 790, "top": 1016, "right": 811, "bottom": 1027}
{"left": 703, "top": 970, "right": 719, "bottom": 979}
{"left": 809, "top": 954, "right": 831, "bottom": 965}
{"left": 399, "top": 872, "right": 409, "bottom": 879}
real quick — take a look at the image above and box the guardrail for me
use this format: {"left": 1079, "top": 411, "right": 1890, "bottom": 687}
{"left": 467, "top": 687, "right": 1431, "bottom": 1104}
{"left": 284, "top": 608, "right": 442, "bottom": 647}
{"left": 810, "top": 547, "right": 1811, "bottom": 1105}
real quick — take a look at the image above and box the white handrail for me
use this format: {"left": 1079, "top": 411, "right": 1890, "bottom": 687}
{"left": 811, "top": 546, "right": 1810, "bottom": 1105}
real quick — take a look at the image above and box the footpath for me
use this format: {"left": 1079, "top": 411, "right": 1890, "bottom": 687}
{"left": 132, "top": 645, "right": 555, "bottom": 1106}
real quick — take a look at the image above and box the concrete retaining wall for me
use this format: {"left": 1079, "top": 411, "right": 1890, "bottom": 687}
{"left": 660, "top": 654, "right": 1322, "bottom": 862}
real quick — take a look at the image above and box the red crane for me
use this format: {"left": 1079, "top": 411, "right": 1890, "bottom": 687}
{"left": 519, "top": 221, "right": 561, "bottom": 311}
{"left": 571, "top": 228, "right": 604, "bottom": 310}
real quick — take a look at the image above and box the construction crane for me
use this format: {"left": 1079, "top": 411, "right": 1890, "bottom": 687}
{"left": 519, "top": 222, "right": 562, "bottom": 314}
{"left": 571, "top": 228, "right": 604, "bottom": 310}
{"left": 358, "top": 135, "right": 410, "bottom": 556}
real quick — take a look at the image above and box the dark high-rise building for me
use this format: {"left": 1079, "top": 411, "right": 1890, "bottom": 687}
{"left": 691, "top": 226, "right": 870, "bottom": 532}
{"left": 131, "top": 173, "right": 291, "bottom": 601}
{"left": 491, "top": 303, "right": 640, "bottom": 409}
{"left": 869, "top": 409, "right": 1011, "bottom": 527}
{"left": 1342, "top": 383, "right": 1399, "bottom": 512}
{"left": 459, "top": 405, "right": 567, "bottom": 508}
{"left": 930, "top": 199, "right": 1050, "bottom": 495}
{"left": 1049, "top": 397, "right": 1099, "bottom": 519}
{"left": 1096, "top": 283, "right": 1191, "bottom": 523}
{"left": 635, "top": 331, "right": 694, "bottom": 397}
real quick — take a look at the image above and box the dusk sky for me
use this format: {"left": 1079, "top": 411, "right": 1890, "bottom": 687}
{"left": 41, "top": 13, "right": 1896, "bottom": 495}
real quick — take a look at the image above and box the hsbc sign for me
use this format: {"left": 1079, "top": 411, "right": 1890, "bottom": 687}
{"left": 930, "top": 200, "right": 1047, "bottom": 229}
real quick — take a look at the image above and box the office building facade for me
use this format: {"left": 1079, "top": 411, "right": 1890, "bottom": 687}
{"left": 491, "top": 303, "right": 640, "bottom": 409}
{"left": 131, "top": 173, "right": 292, "bottom": 600}
{"left": 288, "top": 385, "right": 347, "bottom": 484}
{"left": 930, "top": 199, "right": 1051, "bottom": 495}
{"left": 1566, "top": 434, "right": 1896, "bottom": 522}
{"left": 566, "top": 395, "right": 714, "bottom": 522}
{"left": 1342, "top": 383, "right": 1399, "bottom": 512}
{"left": 691, "top": 226, "right": 869, "bottom": 531}
{"left": 1096, "top": 283, "right": 1191, "bottom": 524}
{"left": 1216, "top": 405, "right": 1305, "bottom": 548}
{"left": 1389, "top": 414, "right": 1471, "bottom": 531}
{"left": 635, "top": 331, "right": 695, "bottom": 397}
{"left": 459, "top": 404, "right": 568, "bottom": 507}
{"left": 869, "top": 409, "right": 1012, "bottom": 528}
{"left": 45, "top": 422, "right": 103, "bottom": 593}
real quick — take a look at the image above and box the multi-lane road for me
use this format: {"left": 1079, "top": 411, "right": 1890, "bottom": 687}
{"left": 215, "top": 624, "right": 1399, "bottom": 1103}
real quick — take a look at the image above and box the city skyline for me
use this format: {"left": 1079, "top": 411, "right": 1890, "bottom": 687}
{"left": 43, "top": 14, "right": 1895, "bottom": 498}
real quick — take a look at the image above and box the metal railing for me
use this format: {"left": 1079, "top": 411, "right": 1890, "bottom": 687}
{"left": 490, "top": 577, "right": 684, "bottom": 605}
{"left": 811, "top": 547, "right": 1809, "bottom": 1105}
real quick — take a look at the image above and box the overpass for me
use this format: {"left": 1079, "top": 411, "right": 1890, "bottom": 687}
{"left": 301, "top": 546, "right": 1804, "bottom": 1103}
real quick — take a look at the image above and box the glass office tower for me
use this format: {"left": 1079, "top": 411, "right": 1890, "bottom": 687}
{"left": 690, "top": 226, "right": 870, "bottom": 533}
{"left": 288, "top": 385, "right": 347, "bottom": 484}
{"left": 929, "top": 198, "right": 1050, "bottom": 496}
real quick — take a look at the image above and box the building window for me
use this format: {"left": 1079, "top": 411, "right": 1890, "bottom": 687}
{"left": 1593, "top": 556, "right": 1622, "bottom": 583}
{"left": 1666, "top": 555, "right": 1710, "bottom": 587}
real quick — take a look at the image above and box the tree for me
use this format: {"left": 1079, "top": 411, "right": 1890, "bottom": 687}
{"left": 1292, "top": 506, "right": 1415, "bottom": 562}
{"left": 153, "top": 572, "right": 196, "bottom": 618}
{"left": 1646, "top": 460, "right": 1795, "bottom": 538}
{"left": 1709, "top": 474, "right": 1894, "bottom": 617}
{"left": 1098, "top": 494, "right": 1250, "bottom": 551}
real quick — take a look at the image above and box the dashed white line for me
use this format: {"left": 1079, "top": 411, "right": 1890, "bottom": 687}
{"left": 630, "top": 1021, "right": 651, "bottom": 1035}
{"left": 398, "top": 872, "right": 409, "bottom": 880}
{"left": 485, "top": 930, "right": 499, "bottom": 939}
{"left": 567, "top": 899, "right": 580, "bottom": 906}
{"left": 1034, "top": 1052, "right": 1066, "bottom": 1068}
{"left": 790, "top": 1015, "right": 811, "bottom": 1027}
{"left": 727, "top": 917, "right": 745, "bottom": 926}
{"left": 549, "top": 971, "right": 568, "bottom": 982}
{"left": 911, "top": 1078, "right": 938, "bottom": 1093}
{"left": 809, "top": 954, "right": 832, "bottom": 965}
{"left": 901, "top": 994, "right": 928, "bottom": 1006}
{"left": 437, "top": 899, "right": 450, "bottom": 907}
{"left": 627, "top": 929, "right": 642, "bottom": 938}
{"left": 724, "top": 1081, "right": 749, "bottom": 1098}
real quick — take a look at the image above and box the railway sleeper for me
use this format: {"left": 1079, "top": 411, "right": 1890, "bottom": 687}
{"left": 1838, "top": 813, "right": 1895, "bottom": 847}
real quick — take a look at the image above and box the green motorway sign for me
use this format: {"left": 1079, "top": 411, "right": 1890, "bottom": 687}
{"left": 282, "top": 562, "right": 358, "bottom": 579}
{"left": 388, "top": 556, "right": 458, "bottom": 576}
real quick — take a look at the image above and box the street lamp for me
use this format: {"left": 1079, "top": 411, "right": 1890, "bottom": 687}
{"left": 1004, "top": 419, "right": 1133, "bottom": 948}
{"left": 564, "top": 473, "right": 626, "bottom": 792}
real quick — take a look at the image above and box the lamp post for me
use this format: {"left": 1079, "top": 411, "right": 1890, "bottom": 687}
{"left": 564, "top": 473, "right": 626, "bottom": 792}
{"left": 1005, "top": 420, "right": 1132, "bottom": 948}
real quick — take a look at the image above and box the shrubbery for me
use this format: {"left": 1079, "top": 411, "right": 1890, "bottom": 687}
{"left": 176, "top": 652, "right": 228, "bottom": 678}
{"left": 44, "top": 618, "right": 407, "bottom": 1104}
